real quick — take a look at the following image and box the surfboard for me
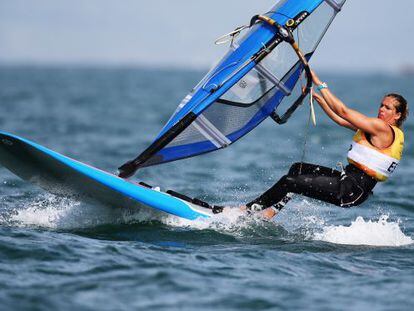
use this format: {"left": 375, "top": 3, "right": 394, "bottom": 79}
{"left": 0, "top": 132, "right": 214, "bottom": 220}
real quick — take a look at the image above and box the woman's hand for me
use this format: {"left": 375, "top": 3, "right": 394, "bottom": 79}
{"left": 304, "top": 85, "right": 323, "bottom": 104}
{"left": 312, "top": 89, "right": 324, "bottom": 102}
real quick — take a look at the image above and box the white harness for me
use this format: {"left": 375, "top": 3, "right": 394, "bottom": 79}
{"left": 347, "top": 142, "right": 400, "bottom": 178}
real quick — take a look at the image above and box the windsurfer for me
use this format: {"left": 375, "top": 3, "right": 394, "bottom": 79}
{"left": 245, "top": 70, "right": 408, "bottom": 219}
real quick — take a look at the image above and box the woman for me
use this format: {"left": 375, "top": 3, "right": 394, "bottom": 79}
{"left": 246, "top": 71, "right": 408, "bottom": 219}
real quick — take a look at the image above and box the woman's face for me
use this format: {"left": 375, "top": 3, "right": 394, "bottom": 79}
{"left": 378, "top": 96, "right": 401, "bottom": 126}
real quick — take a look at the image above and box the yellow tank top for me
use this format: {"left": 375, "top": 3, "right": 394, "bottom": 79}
{"left": 347, "top": 126, "right": 404, "bottom": 181}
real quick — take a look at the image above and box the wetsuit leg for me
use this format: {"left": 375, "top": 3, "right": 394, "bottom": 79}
{"left": 247, "top": 163, "right": 377, "bottom": 210}
{"left": 288, "top": 162, "right": 341, "bottom": 177}
{"left": 247, "top": 163, "right": 343, "bottom": 209}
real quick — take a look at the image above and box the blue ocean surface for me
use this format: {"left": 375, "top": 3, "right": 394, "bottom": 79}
{"left": 0, "top": 66, "right": 413, "bottom": 310}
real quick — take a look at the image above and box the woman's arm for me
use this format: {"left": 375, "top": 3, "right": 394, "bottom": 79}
{"left": 311, "top": 71, "right": 388, "bottom": 136}
{"left": 312, "top": 91, "right": 357, "bottom": 131}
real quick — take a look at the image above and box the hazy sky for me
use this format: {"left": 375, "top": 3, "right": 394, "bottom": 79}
{"left": 1, "top": 0, "right": 414, "bottom": 72}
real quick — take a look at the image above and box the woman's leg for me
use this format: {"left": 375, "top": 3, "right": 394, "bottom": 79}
{"left": 288, "top": 162, "right": 341, "bottom": 177}
{"left": 247, "top": 163, "right": 342, "bottom": 209}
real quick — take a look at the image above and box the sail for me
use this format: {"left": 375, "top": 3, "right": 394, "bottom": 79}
{"left": 119, "top": 0, "right": 346, "bottom": 178}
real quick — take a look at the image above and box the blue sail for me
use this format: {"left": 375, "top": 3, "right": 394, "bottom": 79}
{"left": 119, "top": 0, "right": 346, "bottom": 178}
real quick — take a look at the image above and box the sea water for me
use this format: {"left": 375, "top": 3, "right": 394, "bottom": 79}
{"left": 0, "top": 66, "right": 413, "bottom": 310}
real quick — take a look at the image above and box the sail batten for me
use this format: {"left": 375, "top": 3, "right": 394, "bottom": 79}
{"left": 194, "top": 115, "right": 232, "bottom": 148}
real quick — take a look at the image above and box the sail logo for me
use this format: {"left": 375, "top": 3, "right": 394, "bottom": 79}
{"left": 231, "top": 74, "right": 259, "bottom": 99}
{"left": 238, "top": 80, "right": 248, "bottom": 89}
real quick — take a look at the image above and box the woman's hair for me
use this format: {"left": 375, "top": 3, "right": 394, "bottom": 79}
{"left": 386, "top": 93, "right": 409, "bottom": 127}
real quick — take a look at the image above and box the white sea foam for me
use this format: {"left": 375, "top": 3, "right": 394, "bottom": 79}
{"left": 6, "top": 195, "right": 414, "bottom": 248}
{"left": 4, "top": 192, "right": 248, "bottom": 230}
{"left": 162, "top": 207, "right": 256, "bottom": 231}
{"left": 10, "top": 196, "right": 80, "bottom": 229}
{"left": 8, "top": 194, "right": 165, "bottom": 229}
{"left": 7, "top": 196, "right": 270, "bottom": 234}
{"left": 314, "top": 216, "right": 413, "bottom": 247}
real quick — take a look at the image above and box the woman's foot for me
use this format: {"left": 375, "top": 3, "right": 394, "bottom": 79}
{"left": 261, "top": 207, "right": 278, "bottom": 219}
{"left": 239, "top": 205, "right": 278, "bottom": 219}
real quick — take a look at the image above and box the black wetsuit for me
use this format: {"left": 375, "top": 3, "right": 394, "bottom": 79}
{"left": 247, "top": 162, "right": 378, "bottom": 210}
